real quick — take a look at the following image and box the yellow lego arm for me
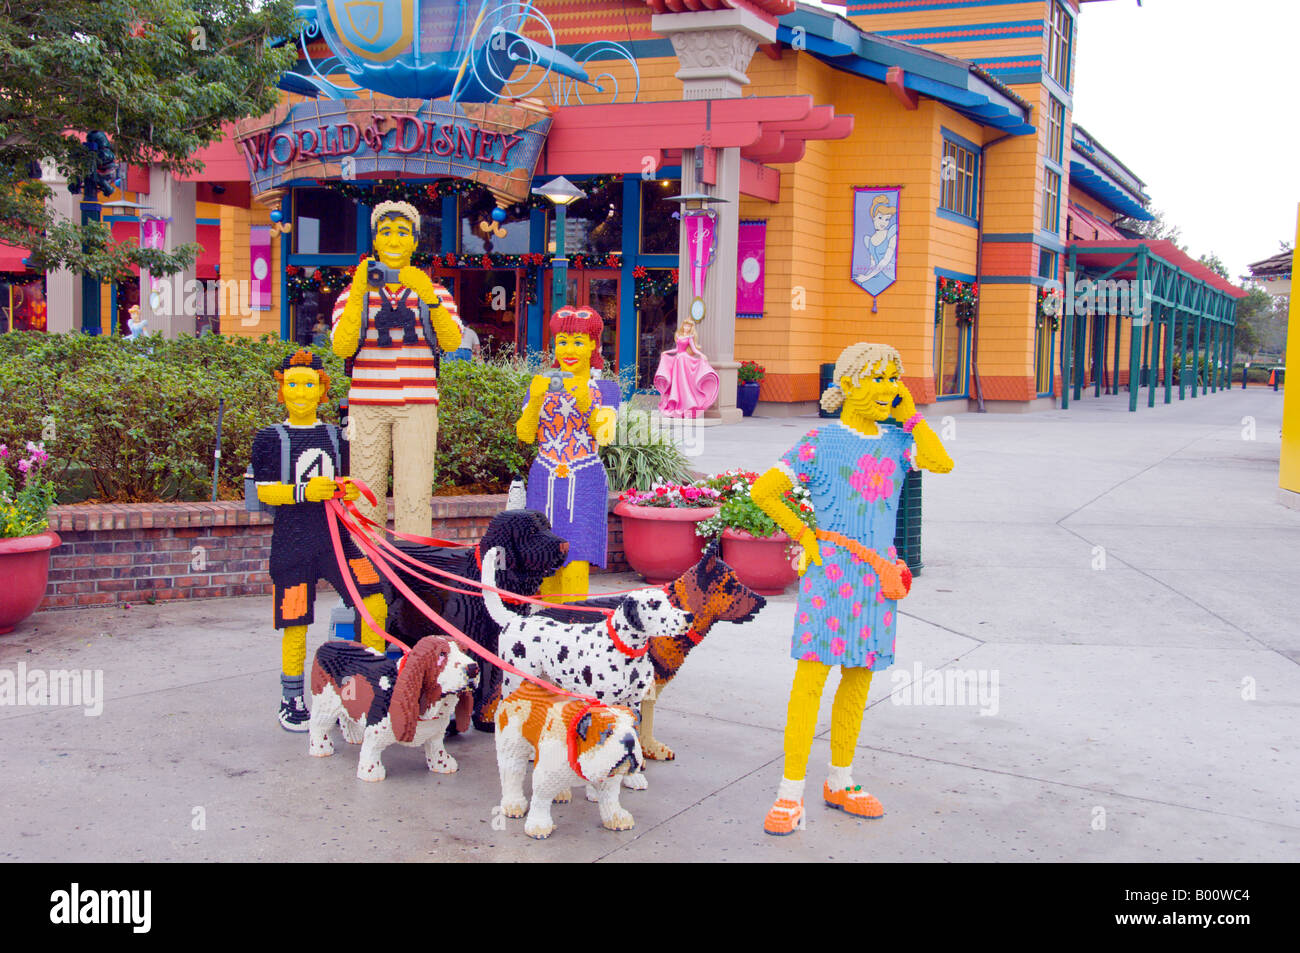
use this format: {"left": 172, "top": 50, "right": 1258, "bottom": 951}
{"left": 890, "top": 384, "right": 954, "bottom": 473}
{"left": 399, "top": 267, "right": 461, "bottom": 352}
{"left": 516, "top": 375, "right": 549, "bottom": 444}
{"left": 752, "top": 467, "right": 820, "bottom": 567}
{"left": 591, "top": 406, "right": 617, "bottom": 447}
{"left": 255, "top": 483, "right": 296, "bottom": 506}
{"left": 332, "top": 262, "right": 371, "bottom": 359}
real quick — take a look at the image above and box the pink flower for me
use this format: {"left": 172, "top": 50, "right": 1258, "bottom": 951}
{"left": 883, "top": 611, "right": 893, "bottom": 626}
{"left": 801, "top": 650, "right": 819, "bottom": 661}
{"left": 17, "top": 459, "right": 30, "bottom": 474}
{"left": 888, "top": 546, "right": 898, "bottom": 559}
{"left": 803, "top": 579, "right": 813, "bottom": 594}
{"left": 826, "top": 618, "right": 839, "bottom": 632}
{"left": 876, "top": 591, "right": 886, "bottom": 604}
{"left": 829, "top": 637, "right": 846, "bottom": 656}
{"left": 858, "top": 625, "right": 871, "bottom": 640}
{"left": 798, "top": 443, "right": 815, "bottom": 462}
{"left": 800, "top": 631, "right": 813, "bottom": 644}
{"left": 864, "top": 651, "right": 878, "bottom": 667}
{"left": 838, "top": 582, "right": 853, "bottom": 598}
{"left": 811, "top": 596, "right": 825, "bottom": 609}
{"left": 797, "top": 472, "right": 810, "bottom": 483}
{"left": 821, "top": 543, "right": 835, "bottom": 559}
{"left": 0, "top": 444, "right": 7, "bottom": 458}
{"left": 798, "top": 612, "right": 809, "bottom": 625}
{"left": 824, "top": 563, "right": 843, "bottom": 582}
{"left": 807, "top": 429, "right": 819, "bottom": 438}
{"left": 863, "top": 573, "right": 876, "bottom": 588}
{"left": 851, "top": 601, "right": 862, "bottom": 617}
{"left": 848, "top": 454, "right": 897, "bottom": 504}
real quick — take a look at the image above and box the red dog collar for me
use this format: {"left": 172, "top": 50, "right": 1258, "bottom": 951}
{"left": 606, "top": 613, "right": 649, "bottom": 658}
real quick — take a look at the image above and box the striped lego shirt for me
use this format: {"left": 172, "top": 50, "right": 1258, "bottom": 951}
{"left": 332, "top": 281, "right": 460, "bottom": 406}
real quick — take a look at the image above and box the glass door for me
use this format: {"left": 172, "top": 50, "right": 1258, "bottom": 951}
{"left": 544, "top": 269, "right": 620, "bottom": 371}
{"left": 933, "top": 301, "right": 969, "bottom": 398}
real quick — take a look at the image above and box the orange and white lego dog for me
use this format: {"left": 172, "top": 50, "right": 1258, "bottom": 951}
{"left": 495, "top": 681, "right": 644, "bottom": 839}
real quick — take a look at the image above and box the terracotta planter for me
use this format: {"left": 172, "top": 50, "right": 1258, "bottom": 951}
{"left": 737, "top": 381, "right": 761, "bottom": 416}
{"left": 0, "top": 531, "right": 61, "bottom": 634}
{"left": 614, "top": 501, "right": 718, "bottom": 585}
{"left": 720, "top": 527, "right": 799, "bottom": 595}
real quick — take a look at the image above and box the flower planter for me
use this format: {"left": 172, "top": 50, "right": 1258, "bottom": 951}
{"left": 614, "top": 501, "right": 718, "bottom": 584}
{"left": 720, "top": 527, "right": 799, "bottom": 595}
{"left": 736, "top": 381, "right": 761, "bottom": 417}
{"left": 0, "top": 531, "right": 61, "bottom": 634}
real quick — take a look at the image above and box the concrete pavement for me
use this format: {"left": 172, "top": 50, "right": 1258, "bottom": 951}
{"left": 2, "top": 387, "right": 1297, "bottom": 861}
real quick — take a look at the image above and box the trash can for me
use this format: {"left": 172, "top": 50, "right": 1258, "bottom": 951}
{"left": 893, "top": 469, "right": 923, "bottom": 576}
{"left": 818, "top": 363, "right": 840, "bottom": 418}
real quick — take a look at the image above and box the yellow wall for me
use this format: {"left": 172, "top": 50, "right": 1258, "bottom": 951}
{"left": 1279, "top": 207, "right": 1300, "bottom": 495}
{"left": 219, "top": 202, "right": 279, "bottom": 338}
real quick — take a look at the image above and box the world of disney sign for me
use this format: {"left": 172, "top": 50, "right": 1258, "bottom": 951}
{"left": 233, "top": 96, "right": 553, "bottom": 205}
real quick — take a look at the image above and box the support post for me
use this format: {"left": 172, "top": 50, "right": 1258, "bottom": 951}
{"left": 1113, "top": 312, "right": 1122, "bottom": 395}
{"left": 1128, "top": 249, "right": 1146, "bottom": 411}
{"left": 1192, "top": 314, "right": 1202, "bottom": 398}
{"left": 1164, "top": 306, "right": 1175, "bottom": 404}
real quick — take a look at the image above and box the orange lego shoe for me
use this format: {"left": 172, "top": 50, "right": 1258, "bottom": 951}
{"left": 763, "top": 798, "right": 805, "bottom": 836}
{"left": 823, "top": 781, "right": 885, "bottom": 819}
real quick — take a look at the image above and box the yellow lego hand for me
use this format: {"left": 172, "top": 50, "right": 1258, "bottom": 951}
{"left": 304, "top": 475, "right": 342, "bottom": 503}
{"left": 891, "top": 382, "right": 918, "bottom": 424}
{"left": 398, "top": 265, "right": 438, "bottom": 302}
{"left": 592, "top": 406, "right": 617, "bottom": 446}
{"left": 795, "top": 528, "right": 822, "bottom": 574}
{"left": 336, "top": 477, "right": 362, "bottom": 503}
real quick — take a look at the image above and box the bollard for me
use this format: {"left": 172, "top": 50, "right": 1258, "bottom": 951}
{"left": 1275, "top": 368, "right": 1281, "bottom": 392}
{"left": 1242, "top": 363, "right": 1248, "bottom": 389}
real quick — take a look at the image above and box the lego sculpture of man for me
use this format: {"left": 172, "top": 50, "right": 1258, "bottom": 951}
{"left": 332, "top": 200, "right": 462, "bottom": 536}
{"left": 252, "top": 349, "right": 389, "bottom": 731}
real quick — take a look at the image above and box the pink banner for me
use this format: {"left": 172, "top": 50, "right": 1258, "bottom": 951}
{"left": 249, "top": 225, "right": 272, "bottom": 311}
{"left": 140, "top": 218, "right": 167, "bottom": 291}
{"left": 683, "top": 210, "right": 717, "bottom": 320}
{"left": 736, "top": 220, "right": 766, "bottom": 318}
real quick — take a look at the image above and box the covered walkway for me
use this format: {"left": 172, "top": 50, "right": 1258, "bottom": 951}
{"left": 1061, "top": 240, "right": 1247, "bottom": 412}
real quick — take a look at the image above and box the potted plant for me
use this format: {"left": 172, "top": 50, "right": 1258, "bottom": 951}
{"left": 613, "top": 482, "right": 721, "bottom": 584}
{"left": 736, "top": 360, "right": 764, "bottom": 417}
{"left": 0, "top": 442, "right": 60, "bottom": 634}
{"left": 696, "top": 469, "right": 815, "bottom": 595}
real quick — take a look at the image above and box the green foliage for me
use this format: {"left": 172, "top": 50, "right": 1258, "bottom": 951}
{"left": 1113, "top": 207, "right": 1185, "bottom": 249}
{"left": 696, "top": 471, "right": 814, "bottom": 540}
{"left": 0, "top": 332, "right": 346, "bottom": 502}
{"left": 434, "top": 352, "right": 540, "bottom": 491}
{"left": 0, "top": 0, "right": 299, "bottom": 279}
{"left": 0, "top": 442, "right": 57, "bottom": 538}
{"left": 1197, "top": 252, "right": 1230, "bottom": 280}
{"left": 598, "top": 406, "right": 692, "bottom": 493}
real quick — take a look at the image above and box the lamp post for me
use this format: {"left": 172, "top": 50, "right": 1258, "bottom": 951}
{"left": 532, "top": 176, "right": 586, "bottom": 310}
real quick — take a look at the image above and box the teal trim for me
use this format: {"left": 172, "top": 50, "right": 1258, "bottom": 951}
{"left": 280, "top": 192, "right": 291, "bottom": 340}
{"left": 196, "top": 218, "right": 221, "bottom": 226}
{"left": 1041, "top": 73, "right": 1073, "bottom": 113}
{"left": 103, "top": 215, "right": 139, "bottom": 223}
{"left": 937, "top": 207, "right": 978, "bottom": 229}
{"left": 526, "top": 207, "right": 545, "bottom": 355}
{"left": 875, "top": 19, "right": 1042, "bottom": 36}
{"left": 982, "top": 233, "right": 1035, "bottom": 243}
{"left": 109, "top": 282, "right": 118, "bottom": 337}
{"left": 934, "top": 266, "right": 976, "bottom": 282}
{"left": 441, "top": 195, "right": 457, "bottom": 253}
{"left": 981, "top": 232, "right": 1066, "bottom": 253}
{"left": 978, "top": 275, "right": 1055, "bottom": 288}
{"left": 1035, "top": 230, "right": 1066, "bottom": 253}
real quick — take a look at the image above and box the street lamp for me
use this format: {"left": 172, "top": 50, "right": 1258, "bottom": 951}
{"left": 533, "top": 176, "right": 586, "bottom": 310}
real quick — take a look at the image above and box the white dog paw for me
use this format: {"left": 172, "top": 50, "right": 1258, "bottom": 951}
{"left": 525, "top": 821, "right": 555, "bottom": 839}
{"left": 602, "top": 809, "right": 635, "bottom": 832}
{"left": 553, "top": 788, "right": 572, "bottom": 804}
{"left": 585, "top": 785, "right": 600, "bottom": 803}
{"left": 501, "top": 799, "right": 527, "bottom": 819}
{"left": 622, "top": 772, "right": 648, "bottom": 790}
{"left": 308, "top": 739, "right": 334, "bottom": 758}
{"left": 356, "top": 763, "right": 386, "bottom": 782}
{"left": 428, "top": 753, "right": 458, "bottom": 774}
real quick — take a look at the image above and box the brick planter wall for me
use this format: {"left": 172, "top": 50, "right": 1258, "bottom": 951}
{"left": 40, "top": 496, "right": 627, "bottom": 611}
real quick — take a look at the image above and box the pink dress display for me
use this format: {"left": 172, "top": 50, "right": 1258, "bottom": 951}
{"left": 655, "top": 333, "right": 720, "bottom": 417}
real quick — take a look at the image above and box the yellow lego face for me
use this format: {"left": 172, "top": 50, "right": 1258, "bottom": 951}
{"left": 282, "top": 365, "right": 324, "bottom": 420}
{"left": 554, "top": 332, "right": 597, "bottom": 373}
{"left": 841, "top": 360, "right": 900, "bottom": 421}
{"left": 372, "top": 216, "right": 417, "bottom": 269}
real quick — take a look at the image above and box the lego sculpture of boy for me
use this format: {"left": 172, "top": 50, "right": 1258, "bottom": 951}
{"left": 252, "top": 349, "right": 389, "bottom": 731}
{"left": 332, "top": 201, "right": 462, "bottom": 536}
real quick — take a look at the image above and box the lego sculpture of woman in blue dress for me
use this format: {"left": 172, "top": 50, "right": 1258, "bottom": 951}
{"left": 751, "top": 341, "right": 954, "bottom": 835}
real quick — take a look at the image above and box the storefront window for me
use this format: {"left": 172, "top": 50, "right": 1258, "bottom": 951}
{"left": 459, "top": 188, "right": 530, "bottom": 255}
{"left": 545, "top": 178, "right": 623, "bottom": 257}
{"left": 640, "top": 179, "right": 680, "bottom": 255}
{"left": 635, "top": 272, "right": 678, "bottom": 389}
{"left": 933, "top": 300, "right": 970, "bottom": 398}
{"left": 2, "top": 278, "right": 48, "bottom": 332}
{"left": 293, "top": 187, "right": 358, "bottom": 255}
{"left": 446, "top": 268, "right": 521, "bottom": 356}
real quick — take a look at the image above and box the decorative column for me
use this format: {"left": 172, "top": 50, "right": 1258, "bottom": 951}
{"left": 142, "top": 168, "right": 197, "bottom": 339}
{"left": 653, "top": 6, "right": 777, "bottom": 423}
{"left": 43, "top": 171, "right": 82, "bottom": 334}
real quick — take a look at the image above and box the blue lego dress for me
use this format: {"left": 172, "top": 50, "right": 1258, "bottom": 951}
{"left": 778, "top": 421, "right": 916, "bottom": 671}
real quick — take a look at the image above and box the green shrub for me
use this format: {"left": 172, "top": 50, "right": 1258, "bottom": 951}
{"left": 434, "top": 352, "right": 540, "bottom": 491}
{"left": 599, "top": 405, "right": 692, "bottom": 492}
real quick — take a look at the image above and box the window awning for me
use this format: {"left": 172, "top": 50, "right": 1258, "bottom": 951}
{"left": 1068, "top": 203, "right": 1125, "bottom": 242}
{"left": 0, "top": 242, "right": 33, "bottom": 273}
{"left": 1069, "top": 240, "right": 1247, "bottom": 300}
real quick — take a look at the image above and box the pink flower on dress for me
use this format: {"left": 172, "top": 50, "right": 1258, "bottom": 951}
{"left": 811, "top": 596, "right": 825, "bottom": 609}
{"left": 848, "top": 454, "right": 897, "bottom": 503}
{"left": 798, "top": 442, "right": 815, "bottom": 462}
{"left": 798, "top": 612, "right": 809, "bottom": 625}
{"left": 821, "top": 543, "right": 836, "bottom": 559}
{"left": 801, "top": 650, "right": 819, "bottom": 661}
{"left": 851, "top": 601, "right": 862, "bottom": 618}
{"left": 859, "top": 625, "right": 872, "bottom": 640}
{"left": 800, "top": 631, "right": 813, "bottom": 644}
{"left": 826, "top": 618, "right": 839, "bottom": 632}
{"left": 829, "top": 637, "right": 846, "bottom": 656}
{"left": 838, "top": 582, "right": 853, "bottom": 598}
{"left": 864, "top": 651, "right": 878, "bottom": 668}
{"left": 825, "top": 563, "right": 843, "bottom": 582}
{"left": 803, "top": 579, "right": 813, "bottom": 594}
{"left": 876, "top": 590, "right": 886, "bottom": 604}
{"left": 862, "top": 573, "right": 876, "bottom": 589}
{"left": 883, "top": 611, "right": 893, "bottom": 626}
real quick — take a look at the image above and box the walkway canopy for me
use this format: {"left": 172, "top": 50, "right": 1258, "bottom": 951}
{"left": 1062, "top": 240, "right": 1247, "bottom": 411}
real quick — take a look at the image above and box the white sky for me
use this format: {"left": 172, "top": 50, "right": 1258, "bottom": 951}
{"left": 806, "top": 0, "right": 1299, "bottom": 281}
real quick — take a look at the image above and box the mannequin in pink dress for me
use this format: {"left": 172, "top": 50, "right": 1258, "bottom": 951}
{"left": 654, "top": 318, "right": 720, "bottom": 417}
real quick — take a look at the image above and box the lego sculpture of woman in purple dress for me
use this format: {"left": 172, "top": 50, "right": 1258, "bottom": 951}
{"left": 654, "top": 317, "right": 719, "bottom": 417}
{"left": 517, "top": 307, "right": 618, "bottom": 598}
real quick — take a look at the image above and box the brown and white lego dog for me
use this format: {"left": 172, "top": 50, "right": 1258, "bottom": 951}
{"left": 308, "top": 636, "right": 478, "bottom": 781}
{"left": 496, "top": 682, "right": 644, "bottom": 839}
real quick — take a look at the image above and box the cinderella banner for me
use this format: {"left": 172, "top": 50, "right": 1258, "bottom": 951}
{"left": 736, "top": 220, "right": 766, "bottom": 319}
{"left": 851, "top": 186, "right": 900, "bottom": 313}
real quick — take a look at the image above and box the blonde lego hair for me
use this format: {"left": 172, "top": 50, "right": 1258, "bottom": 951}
{"left": 370, "top": 200, "right": 420, "bottom": 233}
{"left": 819, "top": 342, "right": 904, "bottom": 413}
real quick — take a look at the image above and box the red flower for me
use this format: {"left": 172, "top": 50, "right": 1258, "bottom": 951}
{"left": 480, "top": 255, "right": 492, "bottom": 268}
{"left": 939, "top": 277, "right": 948, "bottom": 288}
{"left": 572, "top": 255, "right": 585, "bottom": 269}
{"left": 633, "top": 265, "right": 648, "bottom": 279}
{"left": 972, "top": 283, "right": 979, "bottom": 297}
{"left": 444, "top": 254, "right": 457, "bottom": 267}
{"left": 670, "top": 268, "right": 679, "bottom": 283}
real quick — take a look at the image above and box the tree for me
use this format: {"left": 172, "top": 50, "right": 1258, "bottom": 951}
{"left": 0, "top": 1, "right": 298, "bottom": 280}
{"left": 1113, "top": 206, "right": 1185, "bottom": 249}
{"left": 1197, "top": 252, "right": 1229, "bottom": 280}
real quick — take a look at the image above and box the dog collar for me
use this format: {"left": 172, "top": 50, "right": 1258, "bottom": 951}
{"left": 684, "top": 627, "right": 703, "bottom": 646}
{"left": 566, "top": 700, "right": 602, "bottom": 781}
{"left": 606, "top": 614, "right": 649, "bottom": 658}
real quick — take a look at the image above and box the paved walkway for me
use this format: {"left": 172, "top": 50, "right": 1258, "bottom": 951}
{"left": 2, "top": 388, "right": 1297, "bottom": 861}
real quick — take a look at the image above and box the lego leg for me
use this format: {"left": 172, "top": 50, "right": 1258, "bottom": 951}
{"left": 391, "top": 403, "right": 438, "bottom": 537}
{"left": 358, "top": 592, "right": 388, "bottom": 654}
{"left": 350, "top": 403, "right": 393, "bottom": 531}
{"left": 764, "top": 659, "right": 830, "bottom": 835}
{"left": 281, "top": 625, "right": 308, "bottom": 682}
{"left": 822, "top": 666, "right": 884, "bottom": 818}
{"left": 560, "top": 560, "right": 590, "bottom": 600}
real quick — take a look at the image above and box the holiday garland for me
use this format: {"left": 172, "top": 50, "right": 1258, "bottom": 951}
{"left": 321, "top": 174, "right": 622, "bottom": 223}
{"left": 1037, "top": 286, "right": 1063, "bottom": 330}
{"left": 633, "top": 268, "right": 678, "bottom": 305}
